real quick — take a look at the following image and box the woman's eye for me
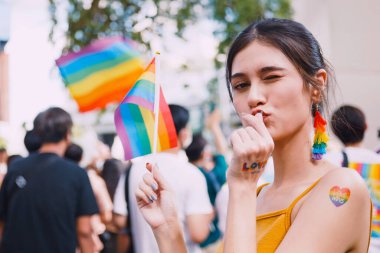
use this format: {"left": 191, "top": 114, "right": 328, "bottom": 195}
{"left": 263, "top": 75, "right": 281, "bottom": 80}
{"left": 232, "top": 82, "right": 250, "bottom": 90}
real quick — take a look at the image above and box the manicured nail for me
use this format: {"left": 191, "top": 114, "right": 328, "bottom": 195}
{"left": 150, "top": 195, "right": 157, "bottom": 201}
{"left": 151, "top": 183, "right": 158, "bottom": 191}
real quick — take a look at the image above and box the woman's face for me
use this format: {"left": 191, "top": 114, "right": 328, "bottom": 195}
{"left": 230, "top": 40, "right": 313, "bottom": 141}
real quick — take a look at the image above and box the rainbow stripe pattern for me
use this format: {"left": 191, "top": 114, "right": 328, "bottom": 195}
{"left": 312, "top": 111, "right": 329, "bottom": 160}
{"left": 348, "top": 162, "right": 380, "bottom": 237}
{"left": 114, "top": 58, "right": 178, "bottom": 160}
{"left": 56, "top": 37, "right": 144, "bottom": 112}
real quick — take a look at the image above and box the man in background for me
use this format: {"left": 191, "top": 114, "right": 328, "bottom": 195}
{"left": 0, "top": 107, "right": 100, "bottom": 253}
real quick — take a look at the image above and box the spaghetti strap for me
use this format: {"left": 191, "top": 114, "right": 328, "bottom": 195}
{"left": 257, "top": 183, "right": 270, "bottom": 197}
{"left": 288, "top": 178, "right": 321, "bottom": 210}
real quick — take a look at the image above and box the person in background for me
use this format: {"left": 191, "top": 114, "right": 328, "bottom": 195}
{"left": 6, "top": 155, "right": 23, "bottom": 167}
{"left": 0, "top": 107, "right": 99, "bottom": 253}
{"left": 113, "top": 104, "right": 213, "bottom": 253}
{"left": 0, "top": 147, "right": 7, "bottom": 187}
{"left": 185, "top": 108, "right": 228, "bottom": 253}
{"left": 24, "top": 130, "right": 42, "bottom": 154}
{"left": 325, "top": 104, "right": 380, "bottom": 253}
{"left": 65, "top": 143, "right": 113, "bottom": 253}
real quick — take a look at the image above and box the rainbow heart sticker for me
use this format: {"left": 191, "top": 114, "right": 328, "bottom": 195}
{"left": 329, "top": 186, "right": 350, "bottom": 207}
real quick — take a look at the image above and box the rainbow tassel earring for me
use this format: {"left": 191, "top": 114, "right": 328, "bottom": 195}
{"left": 312, "top": 104, "right": 329, "bottom": 160}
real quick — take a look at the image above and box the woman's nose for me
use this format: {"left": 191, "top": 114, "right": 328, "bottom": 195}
{"left": 247, "top": 85, "right": 266, "bottom": 108}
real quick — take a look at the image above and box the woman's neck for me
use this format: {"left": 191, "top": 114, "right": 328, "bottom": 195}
{"left": 271, "top": 120, "right": 324, "bottom": 189}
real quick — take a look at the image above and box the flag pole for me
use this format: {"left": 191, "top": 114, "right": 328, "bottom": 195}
{"left": 152, "top": 52, "right": 161, "bottom": 174}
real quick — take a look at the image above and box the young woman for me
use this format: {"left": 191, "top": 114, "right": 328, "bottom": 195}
{"left": 135, "top": 18, "right": 372, "bottom": 253}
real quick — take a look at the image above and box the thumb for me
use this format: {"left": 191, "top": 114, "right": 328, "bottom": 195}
{"left": 146, "top": 163, "right": 170, "bottom": 191}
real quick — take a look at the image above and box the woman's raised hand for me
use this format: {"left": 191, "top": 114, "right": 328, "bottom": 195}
{"left": 135, "top": 163, "right": 178, "bottom": 230}
{"left": 228, "top": 112, "right": 274, "bottom": 187}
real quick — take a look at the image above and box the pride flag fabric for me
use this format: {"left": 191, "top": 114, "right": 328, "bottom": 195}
{"left": 348, "top": 162, "right": 380, "bottom": 237}
{"left": 114, "top": 57, "right": 177, "bottom": 160}
{"left": 56, "top": 37, "right": 144, "bottom": 112}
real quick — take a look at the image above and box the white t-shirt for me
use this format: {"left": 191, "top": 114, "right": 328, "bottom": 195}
{"left": 113, "top": 151, "right": 213, "bottom": 253}
{"left": 325, "top": 147, "right": 380, "bottom": 166}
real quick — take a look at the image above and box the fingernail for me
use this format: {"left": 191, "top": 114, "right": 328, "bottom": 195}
{"left": 151, "top": 183, "right": 158, "bottom": 191}
{"left": 151, "top": 195, "right": 157, "bottom": 201}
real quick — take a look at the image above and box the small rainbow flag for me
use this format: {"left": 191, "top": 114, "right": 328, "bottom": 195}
{"left": 348, "top": 162, "right": 380, "bottom": 237}
{"left": 56, "top": 37, "right": 144, "bottom": 112}
{"left": 114, "top": 57, "right": 177, "bottom": 160}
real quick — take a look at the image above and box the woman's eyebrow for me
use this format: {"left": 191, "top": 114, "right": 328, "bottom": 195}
{"left": 231, "top": 66, "right": 285, "bottom": 79}
{"left": 230, "top": 73, "right": 246, "bottom": 80}
{"left": 259, "top": 66, "right": 285, "bottom": 74}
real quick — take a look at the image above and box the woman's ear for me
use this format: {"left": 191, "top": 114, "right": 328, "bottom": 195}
{"left": 315, "top": 69, "right": 327, "bottom": 89}
{"left": 311, "top": 69, "right": 327, "bottom": 102}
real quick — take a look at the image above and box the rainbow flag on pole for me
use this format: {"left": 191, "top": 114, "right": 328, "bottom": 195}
{"left": 114, "top": 57, "right": 177, "bottom": 160}
{"left": 56, "top": 37, "right": 144, "bottom": 112}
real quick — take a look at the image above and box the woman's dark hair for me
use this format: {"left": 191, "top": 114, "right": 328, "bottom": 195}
{"left": 331, "top": 105, "right": 366, "bottom": 145}
{"left": 101, "top": 158, "right": 128, "bottom": 199}
{"left": 33, "top": 107, "right": 73, "bottom": 144}
{"left": 226, "top": 18, "right": 335, "bottom": 115}
{"left": 169, "top": 104, "right": 189, "bottom": 134}
{"left": 185, "top": 133, "right": 208, "bottom": 162}
{"left": 64, "top": 143, "right": 83, "bottom": 164}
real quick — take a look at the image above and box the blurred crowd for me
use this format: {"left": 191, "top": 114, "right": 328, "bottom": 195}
{"left": 0, "top": 102, "right": 379, "bottom": 253}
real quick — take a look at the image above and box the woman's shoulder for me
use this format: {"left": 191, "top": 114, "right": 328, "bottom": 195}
{"left": 309, "top": 165, "right": 370, "bottom": 209}
{"left": 318, "top": 165, "right": 367, "bottom": 191}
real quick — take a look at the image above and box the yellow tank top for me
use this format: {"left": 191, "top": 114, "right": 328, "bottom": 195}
{"left": 215, "top": 179, "right": 321, "bottom": 253}
{"left": 216, "top": 179, "right": 372, "bottom": 253}
{"left": 255, "top": 180, "right": 320, "bottom": 252}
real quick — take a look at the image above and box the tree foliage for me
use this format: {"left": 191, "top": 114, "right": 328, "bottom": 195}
{"left": 49, "top": 0, "right": 292, "bottom": 58}
{"left": 211, "top": 0, "right": 292, "bottom": 67}
{"left": 48, "top": 0, "right": 292, "bottom": 111}
{"left": 49, "top": 0, "right": 203, "bottom": 53}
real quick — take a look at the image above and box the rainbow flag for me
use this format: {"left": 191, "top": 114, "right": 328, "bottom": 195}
{"left": 348, "top": 162, "right": 380, "bottom": 237}
{"left": 56, "top": 37, "right": 144, "bottom": 112}
{"left": 114, "top": 57, "right": 177, "bottom": 160}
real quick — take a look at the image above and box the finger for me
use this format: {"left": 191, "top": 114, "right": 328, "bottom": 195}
{"left": 237, "top": 128, "right": 268, "bottom": 162}
{"left": 143, "top": 172, "right": 159, "bottom": 192}
{"left": 146, "top": 163, "right": 170, "bottom": 191}
{"left": 241, "top": 113, "right": 271, "bottom": 139}
{"left": 244, "top": 127, "right": 270, "bottom": 160}
{"left": 135, "top": 188, "right": 152, "bottom": 205}
{"left": 139, "top": 180, "right": 158, "bottom": 202}
{"left": 243, "top": 113, "right": 274, "bottom": 154}
{"left": 236, "top": 128, "right": 251, "bottom": 143}
{"left": 230, "top": 130, "right": 245, "bottom": 156}
{"left": 229, "top": 130, "right": 243, "bottom": 148}
{"left": 245, "top": 126, "right": 261, "bottom": 142}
